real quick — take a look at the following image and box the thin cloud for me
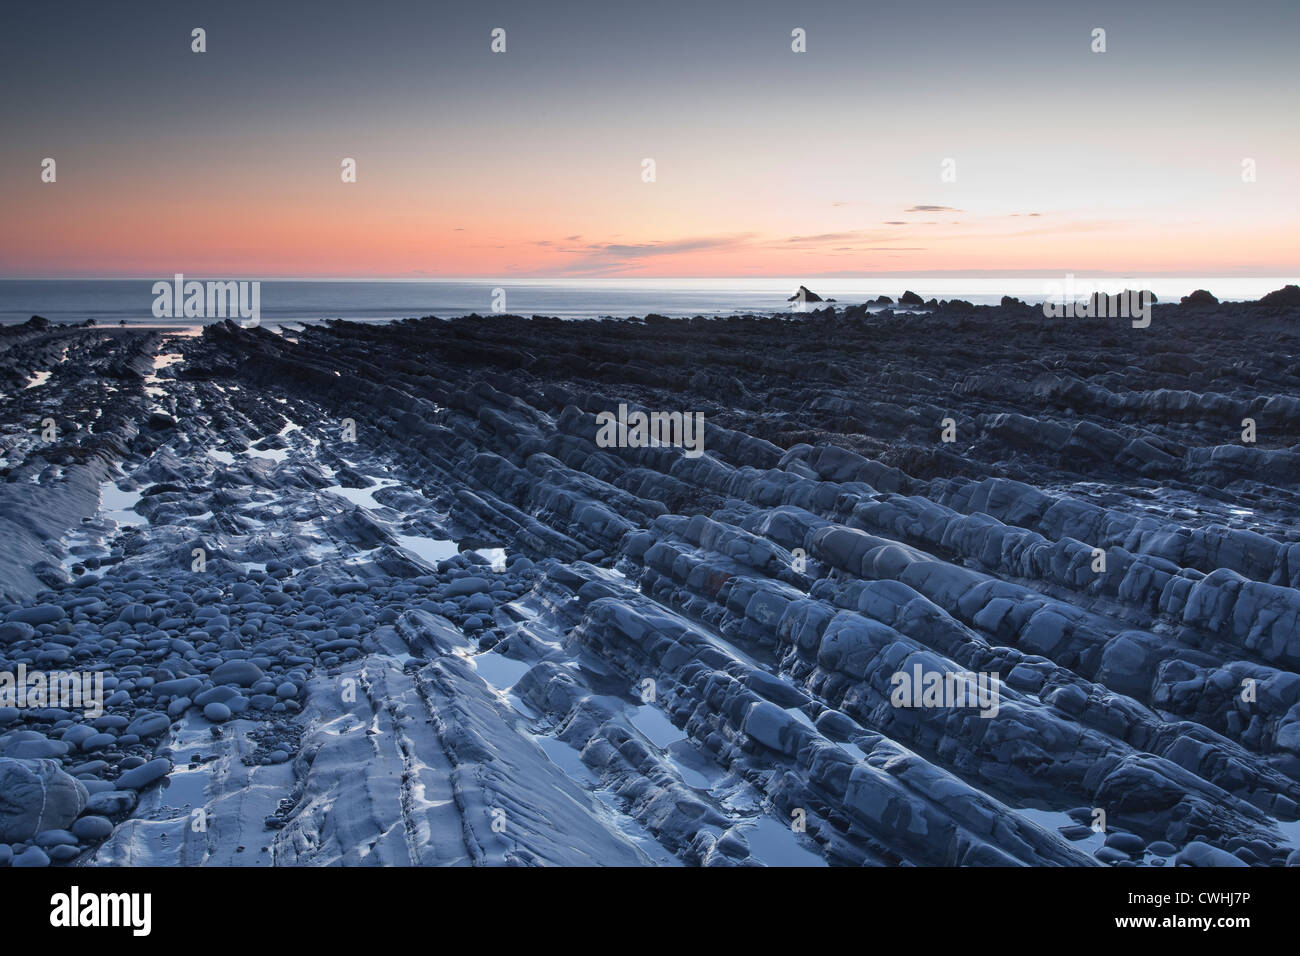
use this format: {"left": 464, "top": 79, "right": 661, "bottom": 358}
{"left": 593, "top": 235, "right": 754, "bottom": 258}
{"left": 782, "top": 231, "right": 875, "bottom": 244}
{"left": 558, "top": 233, "right": 757, "bottom": 273}
{"left": 905, "top": 205, "right": 962, "bottom": 213}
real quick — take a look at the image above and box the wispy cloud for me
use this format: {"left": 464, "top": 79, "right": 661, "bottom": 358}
{"left": 558, "top": 233, "right": 757, "bottom": 274}
{"left": 780, "top": 231, "right": 880, "bottom": 245}
{"left": 594, "top": 235, "right": 754, "bottom": 258}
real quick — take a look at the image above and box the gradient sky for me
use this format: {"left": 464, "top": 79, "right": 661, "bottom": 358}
{"left": 1, "top": 0, "right": 1296, "bottom": 278}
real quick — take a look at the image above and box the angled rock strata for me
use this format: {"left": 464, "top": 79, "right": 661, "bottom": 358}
{"left": 0, "top": 298, "right": 1298, "bottom": 866}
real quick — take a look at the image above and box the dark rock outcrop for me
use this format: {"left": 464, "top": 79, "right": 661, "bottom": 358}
{"left": 788, "top": 285, "right": 826, "bottom": 303}
{"left": 1257, "top": 284, "right": 1300, "bottom": 307}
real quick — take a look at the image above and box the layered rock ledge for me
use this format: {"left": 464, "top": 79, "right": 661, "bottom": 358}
{"left": 0, "top": 298, "right": 1297, "bottom": 866}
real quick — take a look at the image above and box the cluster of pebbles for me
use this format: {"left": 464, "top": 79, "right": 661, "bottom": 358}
{"left": 0, "top": 550, "right": 536, "bottom": 865}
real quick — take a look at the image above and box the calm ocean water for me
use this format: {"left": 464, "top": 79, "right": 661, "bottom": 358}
{"left": 0, "top": 278, "right": 1292, "bottom": 326}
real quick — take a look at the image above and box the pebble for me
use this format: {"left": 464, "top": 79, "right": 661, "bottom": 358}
{"left": 464, "top": 593, "right": 494, "bottom": 613}
{"left": 7, "top": 605, "right": 65, "bottom": 626}
{"left": 116, "top": 757, "right": 172, "bottom": 791}
{"left": 125, "top": 712, "right": 171, "bottom": 739}
{"left": 195, "top": 685, "right": 239, "bottom": 707}
{"left": 211, "top": 661, "right": 265, "bottom": 687}
{"left": 71, "top": 815, "right": 114, "bottom": 840}
{"left": 1103, "top": 832, "right": 1146, "bottom": 854}
{"left": 60, "top": 725, "right": 98, "bottom": 748}
{"left": 203, "top": 702, "right": 233, "bottom": 723}
{"left": 80, "top": 733, "right": 116, "bottom": 752}
{"left": 117, "top": 604, "right": 152, "bottom": 624}
{"left": 444, "top": 577, "right": 491, "bottom": 597}
{"left": 0, "top": 623, "right": 35, "bottom": 644}
{"left": 34, "top": 828, "right": 78, "bottom": 847}
{"left": 12, "top": 846, "right": 50, "bottom": 867}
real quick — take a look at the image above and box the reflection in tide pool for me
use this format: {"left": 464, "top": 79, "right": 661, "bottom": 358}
{"left": 394, "top": 534, "right": 459, "bottom": 565}
{"left": 100, "top": 482, "right": 146, "bottom": 527}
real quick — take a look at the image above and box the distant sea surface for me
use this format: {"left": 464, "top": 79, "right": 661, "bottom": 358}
{"left": 0, "top": 278, "right": 1293, "bottom": 326}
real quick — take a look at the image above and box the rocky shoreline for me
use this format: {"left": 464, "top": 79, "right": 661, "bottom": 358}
{"left": 1, "top": 295, "right": 1298, "bottom": 867}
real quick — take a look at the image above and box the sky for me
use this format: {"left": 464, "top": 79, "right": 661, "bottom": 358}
{"left": 0, "top": 0, "right": 1296, "bottom": 278}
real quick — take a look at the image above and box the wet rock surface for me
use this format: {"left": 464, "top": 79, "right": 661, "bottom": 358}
{"left": 0, "top": 300, "right": 1298, "bottom": 866}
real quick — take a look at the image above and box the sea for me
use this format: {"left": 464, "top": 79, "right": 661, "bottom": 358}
{"left": 0, "top": 277, "right": 1292, "bottom": 327}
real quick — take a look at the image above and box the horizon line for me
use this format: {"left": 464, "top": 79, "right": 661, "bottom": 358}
{"left": 1, "top": 272, "right": 1297, "bottom": 282}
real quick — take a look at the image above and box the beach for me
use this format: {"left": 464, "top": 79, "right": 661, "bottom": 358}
{"left": 1, "top": 291, "right": 1298, "bottom": 867}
